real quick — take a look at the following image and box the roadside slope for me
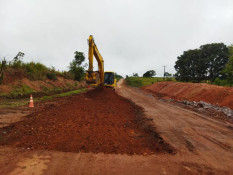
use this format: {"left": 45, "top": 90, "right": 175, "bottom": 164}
{"left": 0, "top": 77, "right": 86, "bottom": 98}
{"left": 142, "top": 81, "right": 233, "bottom": 109}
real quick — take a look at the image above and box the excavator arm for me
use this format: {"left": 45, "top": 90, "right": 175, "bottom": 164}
{"left": 85, "top": 35, "right": 116, "bottom": 87}
{"left": 86, "top": 35, "right": 104, "bottom": 85}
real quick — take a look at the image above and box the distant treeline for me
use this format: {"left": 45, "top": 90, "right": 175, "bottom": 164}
{"left": 174, "top": 43, "right": 233, "bottom": 86}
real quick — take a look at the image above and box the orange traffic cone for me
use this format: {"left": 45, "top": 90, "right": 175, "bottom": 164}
{"left": 29, "top": 94, "right": 34, "bottom": 108}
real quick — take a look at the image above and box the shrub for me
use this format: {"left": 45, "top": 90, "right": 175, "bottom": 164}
{"left": 10, "top": 85, "right": 34, "bottom": 98}
{"left": 46, "top": 72, "right": 57, "bottom": 81}
{"left": 12, "top": 60, "right": 22, "bottom": 69}
{"left": 213, "top": 78, "right": 228, "bottom": 86}
{"left": 4, "top": 55, "right": 81, "bottom": 82}
{"left": 125, "top": 77, "right": 143, "bottom": 87}
{"left": 69, "top": 61, "right": 85, "bottom": 81}
{"left": 166, "top": 78, "right": 174, "bottom": 81}
{"left": 74, "top": 82, "right": 78, "bottom": 87}
{"left": 22, "top": 62, "right": 48, "bottom": 80}
{"left": 61, "top": 71, "right": 74, "bottom": 79}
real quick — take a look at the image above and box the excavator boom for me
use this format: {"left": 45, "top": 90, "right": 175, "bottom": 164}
{"left": 87, "top": 35, "right": 104, "bottom": 85}
{"left": 85, "top": 35, "right": 116, "bottom": 87}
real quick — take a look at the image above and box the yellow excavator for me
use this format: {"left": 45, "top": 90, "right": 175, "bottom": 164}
{"left": 85, "top": 35, "right": 116, "bottom": 87}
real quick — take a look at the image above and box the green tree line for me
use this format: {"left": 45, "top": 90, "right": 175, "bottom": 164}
{"left": 174, "top": 43, "right": 233, "bottom": 86}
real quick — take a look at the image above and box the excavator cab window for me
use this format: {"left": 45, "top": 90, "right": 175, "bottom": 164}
{"left": 104, "top": 72, "right": 114, "bottom": 85}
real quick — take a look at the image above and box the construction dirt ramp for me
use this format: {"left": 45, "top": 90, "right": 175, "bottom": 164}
{"left": 143, "top": 81, "right": 233, "bottom": 109}
{"left": 0, "top": 87, "right": 174, "bottom": 155}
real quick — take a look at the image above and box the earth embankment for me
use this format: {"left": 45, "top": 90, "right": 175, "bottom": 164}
{"left": 142, "top": 81, "right": 233, "bottom": 109}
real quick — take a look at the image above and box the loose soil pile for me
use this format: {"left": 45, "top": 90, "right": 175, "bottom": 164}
{"left": 143, "top": 82, "right": 233, "bottom": 110}
{"left": 0, "top": 87, "right": 173, "bottom": 155}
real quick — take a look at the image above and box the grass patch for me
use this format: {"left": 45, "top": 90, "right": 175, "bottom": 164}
{"left": 0, "top": 99, "right": 28, "bottom": 108}
{"left": 56, "top": 89, "right": 86, "bottom": 97}
{"left": 39, "top": 96, "right": 53, "bottom": 101}
{"left": 53, "top": 87, "right": 63, "bottom": 92}
{"left": 125, "top": 77, "right": 175, "bottom": 87}
{"left": 0, "top": 88, "right": 87, "bottom": 108}
{"left": 66, "top": 83, "right": 74, "bottom": 89}
{"left": 10, "top": 85, "right": 35, "bottom": 98}
{"left": 39, "top": 88, "right": 87, "bottom": 101}
{"left": 23, "top": 62, "right": 48, "bottom": 80}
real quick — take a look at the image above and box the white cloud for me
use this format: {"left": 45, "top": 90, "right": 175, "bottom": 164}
{"left": 0, "top": 0, "right": 233, "bottom": 76}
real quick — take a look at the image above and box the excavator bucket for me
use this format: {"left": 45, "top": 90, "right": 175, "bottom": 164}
{"left": 85, "top": 71, "right": 100, "bottom": 85}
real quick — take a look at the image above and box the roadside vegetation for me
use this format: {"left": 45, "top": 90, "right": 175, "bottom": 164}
{"left": 38, "top": 88, "right": 87, "bottom": 101}
{"left": 9, "top": 85, "right": 35, "bottom": 98}
{"left": 0, "top": 51, "right": 88, "bottom": 99}
{"left": 125, "top": 69, "right": 174, "bottom": 87}
{"left": 0, "top": 51, "right": 87, "bottom": 84}
{"left": 0, "top": 88, "right": 87, "bottom": 108}
{"left": 115, "top": 73, "right": 123, "bottom": 81}
{"left": 125, "top": 77, "right": 175, "bottom": 87}
{"left": 174, "top": 43, "right": 233, "bottom": 86}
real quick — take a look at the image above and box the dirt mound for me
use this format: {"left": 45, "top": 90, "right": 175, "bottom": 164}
{"left": 0, "top": 87, "right": 173, "bottom": 155}
{"left": 142, "top": 81, "right": 233, "bottom": 109}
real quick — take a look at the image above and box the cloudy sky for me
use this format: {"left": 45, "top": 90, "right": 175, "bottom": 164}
{"left": 0, "top": 0, "right": 233, "bottom": 77}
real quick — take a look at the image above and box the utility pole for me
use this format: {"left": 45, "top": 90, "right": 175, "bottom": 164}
{"left": 162, "top": 66, "right": 166, "bottom": 79}
{"left": 0, "top": 58, "right": 6, "bottom": 85}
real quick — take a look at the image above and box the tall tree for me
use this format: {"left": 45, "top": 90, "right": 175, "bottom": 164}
{"left": 13, "top": 52, "right": 25, "bottom": 68}
{"left": 74, "top": 51, "right": 85, "bottom": 66}
{"left": 143, "top": 70, "right": 156, "bottom": 77}
{"left": 175, "top": 43, "right": 229, "bottom": 82}
{"left": 69, "top": 51, "right": 85, "bottom": 81}
{"left": 164, "top": 72, "right": 172, "bottom": 77}
{"left": 175, "top": 50, "right": 196, "bottom": 82}
{"left": 200, "top": 43, "right": 228, "bottom": 82}
{"left": 14, "top": 52, "right": 24, "bottom": 62}
{"left": 224, "top": 45, "right": 233, "bottom": 86}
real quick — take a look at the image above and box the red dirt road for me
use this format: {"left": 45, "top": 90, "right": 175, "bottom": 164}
{"left": 118, "top": 79, "right": 233, "bottom": 174}
{"left": 0, "top": 80, "right": 233, "bottom": 174}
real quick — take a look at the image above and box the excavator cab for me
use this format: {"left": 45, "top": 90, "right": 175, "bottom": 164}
{"left": 86, "top": 71, "right": 116, "bottom": 87}
{"left": 104, "top": 72, "right": 116, "bottom": 87}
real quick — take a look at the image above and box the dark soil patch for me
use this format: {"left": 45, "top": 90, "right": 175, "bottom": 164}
{"left": 0, "top": 87, "right": 174, "bottom": 155}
